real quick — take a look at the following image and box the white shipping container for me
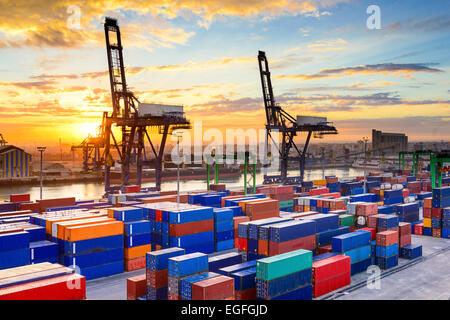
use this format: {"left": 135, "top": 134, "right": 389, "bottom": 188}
{"left": 392, "top": 184, "right": 404, "bottom": 191}
{"left": 296, "top": 116, "right": 327, "bottom": 126}
{"left": 138, "top": 103, "right": 184, "bottom": 118}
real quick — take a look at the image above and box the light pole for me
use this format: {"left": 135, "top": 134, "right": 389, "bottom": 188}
{"left": 172, "top": 131, "right": 183, "bottom": 205}
{"left": 362, "top": 137, "right": 369, "bottom": 193}
{"left": 37, "top": 146, "right": 46, "bottom": 200}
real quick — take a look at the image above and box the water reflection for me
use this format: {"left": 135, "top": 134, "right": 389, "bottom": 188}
{"left": 0, "top": 168, "right": 365, "bottom": 201}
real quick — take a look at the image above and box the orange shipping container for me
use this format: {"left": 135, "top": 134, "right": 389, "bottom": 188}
{"left": 45, "top": 213, "right": 107, "bottom": 234}
{"left": 64, "top": 221, "right": 123, "bottom": 241}
{"left": 124, "top": 244, "right": 151, "bottom": 260}
{"left": 56, "top": 217, "right": 114, "bottom": 240}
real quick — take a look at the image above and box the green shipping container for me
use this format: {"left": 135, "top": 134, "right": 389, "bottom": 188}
{"left": 279, "top": 200, "right": 294, "bottom": 208}
{"left": 339, "top": 214, "right": 354, "bottom": 227}
{"left": 256, "top": 249, "right": 312, "bottom": 281}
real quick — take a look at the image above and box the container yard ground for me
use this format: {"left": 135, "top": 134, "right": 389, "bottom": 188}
{"left": 85, "top": 237, "right": 450, "bottom": 300}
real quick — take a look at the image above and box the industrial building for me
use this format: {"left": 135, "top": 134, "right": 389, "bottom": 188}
{"left": 372, "top": 129, "right": 408, "bottom": 154}
{"left": 0, "top": 145, "right": 32, "bottom": 178}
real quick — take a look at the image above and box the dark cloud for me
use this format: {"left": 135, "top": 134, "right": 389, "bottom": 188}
{"left": 384, "top": 15, "right": 450, "bottom": 33}
{"left": 276, "top": 62, "right": 443, "bottom": 81}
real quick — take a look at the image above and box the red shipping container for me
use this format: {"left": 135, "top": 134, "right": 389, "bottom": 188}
{"left": 19, "top": 202, "right": 41, "bottom": 212}
{"left": 127, "top": 274, "right": 146, "bottom": 300}
{"left": 124, "top": 185, "right": 141, "bottom": 193}
{"left": 399, "top": 234, "right": 411, "bottom": 247}
{"left": 423, "top": 208, "right": 432, "bottom": 219}
{"left": 317, "top": 199, "right": 324, "bottom": 208}
{"left": 249, "top": 212, "right": 280, "bottom": 221}
{"left": 160, "top": 190, "right": 178, "bottom": 196}
{"left": 36, "top": 197, "right": 76, "bottom": 211}
{"left": 377, "top": 226, "right": 399, "bottom": 234}
{"left": 325, "top": 177, "right": 339, "bottom": 184}
{"left": 317, "top": 244, "right": 332, "bottom": 255}
{"left": 237, "top": 238, "right": 248, "bottom": 251}
{"left": 170, "top": 219, "right": 214, "bottom": 237}
{"left": 329, "top": 199, "right": 346, "bottom": 210}
{"left": 270, "top": 193, "right": 293, "bottom": 202}
{"left": 235, "top": 288, "right": 256, "bottom": 300}
{"left": 245, "top": 200, "right": 279, "bottom": 218}
{"left": 309, "top": 187, "right": 330, "bottom": 196}
{"left": 423, "top": 198, "right": 432, "bottom": 209}
{"left": 431, "top": 208, "right": 442, "bottom": 219}
{"left": 358, "top": 227, "right": 376, "bottom": 241}
{"left": 367, "top": 215, "right": 384, "bottom": 229}
{"left": 269, "top": 235, "right": 316, "bottom": 256}
{"left": 432, "top": 228, "right": 441, "bottom": 238}
{"left": 0, "top": 274, "right": 86, "bottom": 300}
{"left": 356, "top": 203, "right": 378, "bottom": 216}
{"left": 125, "top": 257, "right": 146, "bottom": 271}
{"left": 191, "top": 276, "right": 234, "bottom": 300}
{"left": 322, "top": 193, "right": 341, "bottom": 199}
{"left": 146, "top": 269, "right": 169, "bottom": 288}
{"left": 210, "top": 184, "right": 226, "bottom": 191}
{"left": 312, "top": 255, "right": 351, "bottom": 284}
{"left": 414, "top": 223, "right": 423, "bottom": 235}
{"left": 168, "top": 294, "right": 179, "bottom": 300}
{"left": 270, "top": 185, "right": 294, "bottom": 195}
{"left": 376, "top": 231, "right": 398, "bottom": 246}
{"left": 10, "top": 194, "right": 30, "bottom": 202}
{"left": 402, "top": 189, "right": 409, "bottom": 197}
{"left": 258, "top": 239, "right": 269, "bottom": 256}
{"left": 313, "top": 272, "right": 351, "bottom": 298}
{"left": 398, "top": 222, "right": 411, "bottom": 236}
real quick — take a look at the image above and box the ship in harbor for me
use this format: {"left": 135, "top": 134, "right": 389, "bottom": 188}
{"left": 351, "top": 159, "right": 396, "bottom": 172}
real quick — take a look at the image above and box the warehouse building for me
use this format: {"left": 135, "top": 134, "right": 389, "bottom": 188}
{"left": 372, "top": 129, "right": 408, "bottom": 154}
{"left": 0, "top": 145, "right": 32, "bottom": 178}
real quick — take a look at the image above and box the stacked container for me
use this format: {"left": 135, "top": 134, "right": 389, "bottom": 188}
{"left": 166, "top": 206, "right": 215, "bottom": 254}
{"left": 312, "top": 254, "right": 351, "bottom": 297}
{"left": 375, "top": 230, "right": 399, "bottom": 269}
{"left": 267, "top": 220, "right": 316, "bottom": 256}
{"left": 109, "top": 207, "right": 150, "bottom": 271}
{"left": 256, "top": 249, "right": 313, "bottom": 300}
{"left": 332, "top": 230, "right": 372, "bottom": 275}
{"left": 213, "top": 208, "right": 234, "bottom": 251}
{"left": 146, "top": 247, "right": 185, "bottom": 300}
{"left": 219, "top": 260, "right": 257, "bottom": 300}
{"left": 61, "top": 220, "right": 124, "bottom": 280}
{"left": 0, "top": 231, "right": 30, "bottom": 269}
{"left": 431, "top": 187, "right": 450, "bottom": 238}
{"left": 168, "top": 252, "right": 209, "bottom": 300}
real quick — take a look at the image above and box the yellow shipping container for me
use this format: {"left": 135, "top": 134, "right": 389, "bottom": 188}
{"left": 423, "top": 218, "right": 432, "bottom": 228}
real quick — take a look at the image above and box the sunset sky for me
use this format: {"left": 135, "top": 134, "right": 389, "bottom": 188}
{"left": 0, "top": 0, "right": 449, "bottom": 149}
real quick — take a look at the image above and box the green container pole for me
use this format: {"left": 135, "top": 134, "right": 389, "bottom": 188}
{"left": 430, "top": 156, "right": 436, "bottom": 189}
{"left": 206, "top": 163, "right": 210, "bottom": 190}
{"left": 215, "top": 162, "right": 219, "bottom": 185}
{"left": 244, "top": 155, "right": 248, "bottom": 195}
{"left": 438, "top": 164, "right": 442, "bottom": 188}
{"left": 253, "top": 162, "right": 257, "bottom": 194}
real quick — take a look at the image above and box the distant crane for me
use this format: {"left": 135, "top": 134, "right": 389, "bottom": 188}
{"left": 257, "top": 51, "right": 338, "bottom": 184}
{"left": 0, "top": 134, "right": 7, "bottom": 146}
{"left": 71, "top": 117, "right": 106, "bottom": 172}
{"left": 102, "top": 18, "right": 190, "bottom": 192}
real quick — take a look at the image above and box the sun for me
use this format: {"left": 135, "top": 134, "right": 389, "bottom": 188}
{"left": 78, "top": 122, "right": 100, "bottom": 138}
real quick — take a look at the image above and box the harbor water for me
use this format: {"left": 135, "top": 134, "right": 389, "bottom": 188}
{"left": 0, "top": 168, "right": 365, "bottom": 202}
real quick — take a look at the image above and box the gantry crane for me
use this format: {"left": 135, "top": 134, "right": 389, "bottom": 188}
{"left": 102, "top": 18, "right": 190, "bottom": 192}
{"left": 71, "top": 115, "right": 106, "bottom": 172}
{"left": 257, "top": 51, "right": 338, "bottom": 184}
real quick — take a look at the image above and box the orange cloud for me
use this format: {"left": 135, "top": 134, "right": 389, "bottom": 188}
{"left": 0, "top": 0, "right": 349, "bottom": 49}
